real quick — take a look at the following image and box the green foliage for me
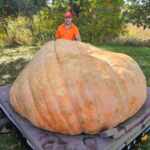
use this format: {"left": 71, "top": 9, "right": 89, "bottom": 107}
{"left": 13, "top": 0, "right": 48, "bottom": 16}
{"left": 125, "top": 0, "right": 150, "bottom": 29}
{"left": 74, "top": 0, "right": 125, "bottom": 44}
{"left": 0, "top": 21, "right": 7, "bottom": 47}
{"left": 0, "top": 131, "right": 27, "bottom": 150}
{"left": 0, "top": 0, "right": 47, "bottom": 17}
{"left": 5, "top": 16, "right": 33, "bottom": 45}
{"left": 32, "top": 8, "right": 55, "bottom": 44}
{"left": 0, "top": 0, "right": 18, "bottom": 17}
{"left": 0, "top": 0, "right": 125, "bottom": 46}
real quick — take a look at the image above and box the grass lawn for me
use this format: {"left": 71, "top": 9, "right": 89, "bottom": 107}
{"left": 0, "top": 44, "right": 150, "bottom": 149}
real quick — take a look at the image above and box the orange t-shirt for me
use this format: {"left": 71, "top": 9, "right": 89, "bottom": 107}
{"left": 55, "top": 23, "right": 80, "bottom": 40}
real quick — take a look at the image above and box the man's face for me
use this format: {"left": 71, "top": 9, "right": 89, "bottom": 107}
{"left": 64, "top": 17, "right": 72, "bottom": 25}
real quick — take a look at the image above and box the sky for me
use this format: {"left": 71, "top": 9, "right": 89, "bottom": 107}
{"left": 47, "top": 0, "right": 53, "bottom": 4}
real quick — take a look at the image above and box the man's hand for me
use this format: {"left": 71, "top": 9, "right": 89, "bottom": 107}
{"left": 75, "top": 34, "right": 81, "bottom": 41}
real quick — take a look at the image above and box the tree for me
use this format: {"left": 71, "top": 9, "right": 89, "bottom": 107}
{"left": 0, "top": 0, "right": 18, "bottom": 17}
{"left": 0, "top": 0, "right": 48, "bottom": 17}
{"left": 77, "top": 0, "right": 125, "bottom": 44}
{"left": 125, "top": 0, "right": 150, "bottom": 29}
{"left": 0, "top": 0, "right": 125, "bottom": 46}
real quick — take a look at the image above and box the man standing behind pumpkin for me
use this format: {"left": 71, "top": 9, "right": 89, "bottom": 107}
{"left": 55, "top": 11, "right": 81, "bottom": 41}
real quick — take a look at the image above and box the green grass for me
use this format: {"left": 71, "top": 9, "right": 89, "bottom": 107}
{"left": 0, "top": 131, "right": 27, "bottom": 150}
{"left": 0, "top": 46, "right": 38, "bottom": 86}
{"left": 0, "top": 44, "right": 150, "bottom": 149}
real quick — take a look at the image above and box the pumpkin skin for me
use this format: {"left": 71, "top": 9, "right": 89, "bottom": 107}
{"left": 10, "top": 39, "right": 147, "bottom": 135}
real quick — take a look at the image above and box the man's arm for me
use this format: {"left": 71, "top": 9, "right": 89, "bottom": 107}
{"left": 75, "top": 34, "right": 81, "bottom": 41}
{"left": 74, "top": 26, "right": 81, "bottom": 41}
{"left": 55, "top": 27, "right": 61, "bottom": 39}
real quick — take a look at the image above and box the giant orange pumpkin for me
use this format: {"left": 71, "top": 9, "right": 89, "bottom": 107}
{"left": 10, "top": 39, "right": 147, "bottom": 135}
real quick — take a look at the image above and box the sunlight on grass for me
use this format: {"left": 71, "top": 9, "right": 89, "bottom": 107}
{"left": 0, "top": 46, "right": 39, "bottom": 85}
{"left": 0, "top": 46, "right": 38, "bottom": 63}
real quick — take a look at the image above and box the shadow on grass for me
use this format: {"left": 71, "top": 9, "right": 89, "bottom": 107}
{"left": 0, "top": 58, "right": 29, "bottom": 86}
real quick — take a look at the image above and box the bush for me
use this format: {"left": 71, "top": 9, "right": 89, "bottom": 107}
{"left": 6, "top": 16, "right": 33, "bottom": 46}
{"left": 74, "top": 0, "right": 125, "bottom": 45}
{"left": 32, "top": 8, "right": 53, "bottom": 44}
{"left": 109, "top": 24, "right": 150, "bottom": 47}
{"left": 0, "top": 8, "right": 55, "bottom": 47}
{"left": 0, "top": 21, "right": 8, "bottom": 47}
